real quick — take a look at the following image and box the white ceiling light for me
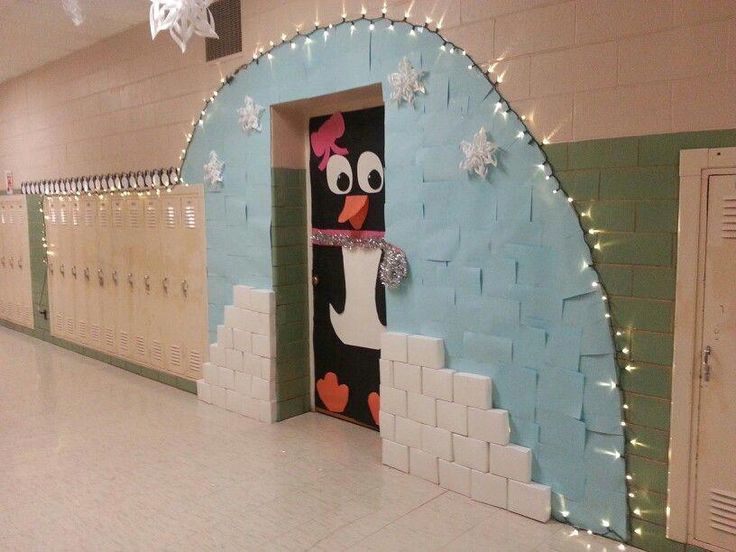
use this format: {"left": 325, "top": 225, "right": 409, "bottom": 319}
{"left": 149, "top": 0, "right": 218, "bottom": 53}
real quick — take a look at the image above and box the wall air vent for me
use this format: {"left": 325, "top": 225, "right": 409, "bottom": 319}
{"left": 206, "top": 0, "right": 242, "bottom": 62}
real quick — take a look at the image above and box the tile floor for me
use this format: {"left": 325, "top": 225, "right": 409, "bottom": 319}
{"left": 0, "top": 327, "right": 642, "bottom": 551}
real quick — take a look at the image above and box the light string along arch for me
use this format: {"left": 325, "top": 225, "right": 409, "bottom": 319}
{"left": 180, "top": 10, "right": 640, "bottom": 547}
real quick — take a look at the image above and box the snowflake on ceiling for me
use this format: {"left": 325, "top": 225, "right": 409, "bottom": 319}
{"left": 62, "top": 0, "right": 84, "bottom": 26}
{"left": 203, "top": 150, "right": 224, "bottom": 191}
{"left": 459, "top": 127, "right": 499, "bottom": 178}
{"left": 237, "top": 96, "right": 265, "bottom": 134}
{"left": 388, "top": 57, "right": 426, "bottom": 106}
{"left": 149, "top": 0, "right": 218, "bottom": 53}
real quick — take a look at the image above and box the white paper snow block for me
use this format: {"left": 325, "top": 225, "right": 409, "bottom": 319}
{"left": 439, "top": 459, "right": 471, "bottom": 496}
{"left": 251, "top": 377, "right": 276, "bottom": 401}
{"left": 507, "top": 480, "right": 551, "bottom": 522}
{"left": 250, "top": 289, "right": 275, "bottom": 314}
{"left": 217, "top": 325, "right": 233, "bottom": 349}
{"left": 243, "top": 396, "right": 260, "bottom": 419}
{"left": 226, "top": 389, "right": 242, "bottom": 412}
{"left": 383, "top": 439, "right": 409, "bottom": 472}
{"left": 380, "top": 411, "right": 396, "bottom": 441}
{"left": 234, "top": 371, "right": 252, "bottom": 395}
{"left": 437, "top": 400, "right": 468, "bottom": 436}
{"left": 233, "top": 285, "right": 252, "bottom": 309}
{"left": 407, "top": 392, "right": 436, "bottom": 426}
{"left": 395, "top": 416, "right": 423, "bottom": 448}
{"left": 202, "top": 361, "right": 218, "bottom": 385}
{"left": 257, "top": 356, "right": 277, "bottom": 381}
{"left": 453, "top": 372, "right": 491, "bottom": 409}
{"left": 250, "top": 312, "right": 273, "bottom": 335}
{"left": 489, "top": 444, "right": 532, "bottom": 483}
{"left": 421, "top": 424, "right": 453, "bottom": 461}
{"left": 410, "top": 447, "right": 439, "bottom": 483}
{"left": 225, "top": 348, "right": 244, "bottom": 373}
{"left": 211, "top": 385, "right": 228, "bottom": 408}
{"left": 471, "top": 470, "right": 507, "bottom": 509}
{"left": 209, "top": 344, "right": 226, "bottom": 367}
{"left": 380, "top": 332, "right": 408, "bottom": 362}
{"left": 422, "top": 367, "right": 454, "bottom": 400}
{"left": 379, "top": 359, "right": 394, "bottom": 387}
{"left": 252, "top": 333, "right": 275, "bottom": 358}
{"left": 452, "top": 434, "right": 489, "bottom": 472}
{"left": 393, "top": 362, "right": 422, "bottom": 393}
{"left": 223, "top": 305, "right": 241, "bottom": 328}
{"left": 243, "top": 352, "right": 262, "bottom": 376}
{"left": 218, "top": 366, "right": 235, "bottom": 390}
{"left": 196, "top": 379, "right": 211, "bottom": 403}
{"left": 468, "top": 408, "right": 510, "bottom": 445}
{"left": 407, "top": 335, "right": 445, "bottom": 368}
{"left": 233, "top": 328, "right": 252, "bottom": 352}
{"left": 258, "top": 399, "right": 277, "bottom": 423}
{"left": 379, "top": 384, "right": 407, "bottom": 417}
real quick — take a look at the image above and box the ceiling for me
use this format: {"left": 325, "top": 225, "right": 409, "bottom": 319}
{"left": 0, "top": 0, "right": 150, "bottom": 84}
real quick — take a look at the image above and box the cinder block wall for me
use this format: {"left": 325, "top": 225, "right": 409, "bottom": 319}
{"left": 545, "top": 129, "right": 736, "bottom": 552}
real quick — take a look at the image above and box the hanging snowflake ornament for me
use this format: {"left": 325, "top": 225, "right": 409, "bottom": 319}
{"left": 237, "top": 96, "right": 265, "bottom": 134}
{"left": 388, "top": 57, "right": 426, "bottom": 106}
{"left": 62, "top": 0, "right": 84, "bottom": 26}
{"left": 460, "top": 127, "right": 499, "bottom": 178}
{"left": 203, "top": 151, "right": 224, "bottom": 191}
{"left": 149, "top": 0, "right": 218, "bottom": 53}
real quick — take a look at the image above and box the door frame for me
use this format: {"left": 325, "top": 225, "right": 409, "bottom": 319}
{"left": 669, "top": 146, "right": 736, "bottom": 548}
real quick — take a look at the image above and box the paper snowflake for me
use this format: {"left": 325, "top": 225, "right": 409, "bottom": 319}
{"left": 388, "top": 57, "right": 426, "bottom": 106}
{"left": 460, "top": 127, "right": 499, "bottom": 178}
{"left": 237, "top": 96, "right": 265, "bottom": 134}
{"left": 149, "top": 0, "right": 218, "bottom": 53}
{"left": 62, "top": 0, "right": 84, "bottom": 26}
{"left": 203, "top": 150, "right": 224, "bottom": 191}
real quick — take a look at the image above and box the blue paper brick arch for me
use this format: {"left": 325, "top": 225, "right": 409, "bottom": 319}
{"left": 181, "top": 18, "right": 628, "bottom": 539}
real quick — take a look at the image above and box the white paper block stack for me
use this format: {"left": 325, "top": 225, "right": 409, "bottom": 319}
{"left": 379, "top": 332, "right": 551, "bottom": 524}
{"left": 197, "top": 286, "right": 278, "bottom": 423}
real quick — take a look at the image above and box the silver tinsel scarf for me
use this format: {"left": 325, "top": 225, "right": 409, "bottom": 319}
{"left": 311, "top": 231, "right": 408, "bottom": 289}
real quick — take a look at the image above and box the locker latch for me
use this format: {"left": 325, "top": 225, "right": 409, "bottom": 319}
{"left": 112, "top": 270, "right": 118, "bottom": 285}
{"left": 144, "top": 275, "right": 151, "bottom": 292}
{"left": 84, "top": 267, "right": 90, "bottom": 281}
{"left": 162, "top": 277, "right": 169, "bottom": 292}
{"left": 9, "top": 257, "right": 14, "bottom": 268}
{"left": 71, "top": 266, "right": 77, "bottom": 279}
{"left": 60, "top": 264, "right": 65, "bottom": 277}
{"left": 49, "top": 262, "right": 54, "bottom": 274}
{"left": 181, "top": 279, "right": 188, "bottom": 296}
{"left": 17, "top": 257, "right": 22, "bottom": 269}
{"left": 0, "top": 257, "right": 4, "bottom": 267}
{"left": 127, "top": 273, "right": 134, "bottom": 287}
{"left": 97, "top": 269, "right": 104, "bottom": 286}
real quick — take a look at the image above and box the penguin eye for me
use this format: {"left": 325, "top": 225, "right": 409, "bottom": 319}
{"left": 357, "top": 151, "right": 384, "bottom": 193}
{"left": 326, "top": 155, "right": 352, "bottom": 195}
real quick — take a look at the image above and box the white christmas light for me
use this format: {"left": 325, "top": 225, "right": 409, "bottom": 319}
{"left": 149, "top": 0, "right": 218, "bottom": 53}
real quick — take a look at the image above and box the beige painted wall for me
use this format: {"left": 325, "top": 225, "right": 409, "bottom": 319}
{"left": 1, "top": 0, "right": 735, "bottom": 184}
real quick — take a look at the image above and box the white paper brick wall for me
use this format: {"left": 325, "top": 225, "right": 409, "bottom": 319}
{"left": 383, "top": 439, "right": 409, "bottom": 473}
{"left": 439, "top": 459, "right": 471, "bottom": 496}
{"left": 395, "top": 416, "right": 423, "bottom": 448}
{"left": 233, "top": 328, "right": 252, "bottom": 352}
{"left": 196, "top": 379, "right": 211, "bottom": 403}
{"left": 471, "top": 470, "right": 507, "bottom": 509}
{"left": 407, "top": 392, "right": 436, "bottom": 426}
{"left": 437, "top": 400, "right": 468, "bottom": 436}
{"left": 225, "top": 348, "right": 244, "bottom": 373}
{"left": 380, "top": 411, "right": 395, "bottom": 441}
{"left": 410, "top": 447, "right": 439, "bottom": 483}
{"left": 422, "top": 367, "right": 454, "bottom": 401}
{"left": 490, "top": 444, "right": 532, "bottom": 483}
{"left": 393, "top": 362, "right": 422, "bottom": 393}
{"left": 251, "top": 377, "right": 275, "bottom": 401}
{"left": 202, "top": 362, "right": 217, "bottom": 385}
{"left": 211, "top": 385, "right": 227, "bottom": 408}
{"left": 233, "top": 285, "right": 252, "bottom": 309}
{"left": 226, "top": 389, "right": 241, "bottom": 412}
{"left": 508, "top": 480, "right": 551, "bottom": 522}
{"left": 380, "top": 384, "right": 407, "bottom": 417}
{"left": 421, "top": 424, "right": 453, "bottom": 461}
{"left": 407, "top": 335, "right": 445, "bottom": 368}
{"left": 209, "top": 344, "right": 226, "bottom": 367}
{"left": 452, "top": 434, "right": 489, "bottom": 472}
{"left": 217, "top": 325, "right": 233, "bottom": 349}
{"left": 234, "top": 372, "right": 251, "bottom": 395}
{"left": 453, "top": 372, "right": 491, "bottom": 409}
{"left": 468, "top": 408, "right": 510, "bottom": 445}
{"left": 250, "top": 289, "right": 275, "bottom": 314}
{"left": 252, "top": 333, "right": 275, "bottom": 358}
{"left": 379, "top": 359, "right": 394, "bottom": 387}
{"left": 218, "top": 366, "right": 235, "bottom": 390}
{"left": 380, "top": 332, "right": 408, "bottom": 362}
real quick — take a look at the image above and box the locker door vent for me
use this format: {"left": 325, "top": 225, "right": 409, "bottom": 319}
{"left": 188, "top": 349, "right": 203, "bottom": 376}
{"left": 78, "top": 320, "right": 87, "bottom": 340}
{"left": 113, "top": 204, "right": 123, "bottom": 227}
{"left": 151, "top": 340, "right": 163, "bottom": 366}
{"left": 55, "top": 313, "right": 63, "bottom": 331}
{"left": 98, "top": 204, "right": 109, "bottom": 227}
{"left": 84, "top": 205, "right": 94, "bottom": 226}
{"left": 145, "top": 203, "right": 158, "bottom": 228}
{"left": 184, "top": 204, "right": 197, "bottom": 228}
{"left": 50, "top": 207, "right": 57, "bottom": 224}
{"left": 104, "top": 328, "right": 115, "bottom": 350}
{"left": 135, "top": 335, "right": 146, "bottom": 358}
{"left": 169, "top": 345, "right": 183, "bottom": 372}
{"left": 66, "top": 317, "right": 74, "bottom": 335}
{"left": 723, "top": 197, "right": 736, "bottom": 239}
{"left": 119, "top": 331, "right": 129, "bottom": 354}
{"left": 72, "top": 206, "right": 79, "bottom": 226}
{"left": 710, "top": 489, "right": 736, "bottom": 534}
{"left": 60, "top": 207, "right": 68, "bottom": 225}
{"left": 90, "top": 324, "right": 100, "bottom": 343}
{"left": 129, "top": 203, "right": 142, "bottom": 228}
{"left": 165, "top": 205, "right": 177, "bottom": 228}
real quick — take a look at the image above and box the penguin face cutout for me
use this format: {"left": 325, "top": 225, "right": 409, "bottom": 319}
{"left": 310, "top": 106, "right": 385, "bottom": 232}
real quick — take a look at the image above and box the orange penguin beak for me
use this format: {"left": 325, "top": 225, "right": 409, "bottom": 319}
{"left": 338, "top": 194, "right": 369, "bottom": 230}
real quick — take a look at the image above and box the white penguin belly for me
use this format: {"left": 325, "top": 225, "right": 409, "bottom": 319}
{"left": 329, "top": 247, "right": 386, "bottom": 350}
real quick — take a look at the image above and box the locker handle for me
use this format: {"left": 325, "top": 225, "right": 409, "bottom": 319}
{"left": 181, "top": 279, "right": 188, "bottom": 296}
{"left": 144, "top": 274, "right": 151, "bottom": 292}
{"left": 112, "top": 270, "right": 118, "bottom": 285}
{"left": 84, "top": 267, "right": 90, "bottom": 281}
{"left": 0, "top": 257, "right": 4, "bottom": 267}
{"left": 97, "top": 269, "right": 104, "bottom": 286}
{"left": 49, "top": 262, "right": 54, "bottom": 274}
{"left": 162, "top": 277, "right": 169, "bottom": 292}
{"left": 9, "top": 257, "right": 14, "bottom": 268}
{"left": 60, "top": 264, "right": 65, "bottom": 276}
{"left": 17, "top": 257, "right": 22, "bottom": 269}
{"left": 71, "top": 265, "right": 77, "bottom": 278}
{"left": 127, "top": 272, "right": 134, "bottom": 287}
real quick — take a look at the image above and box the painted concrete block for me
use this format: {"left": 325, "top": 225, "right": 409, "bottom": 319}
{"left": 233, "top": 329, "right": 252, "bottom": 352}
{"left": 393, "top": 362, "right": 422, "bottom": 393}
{"left": 209, "top": 344, "right": 226, "bottom": 367}
{"left": 453, "top": 372, "right": 492, "bottom": 409}
{"left": 380, "top": 411, "right": 395, "bottom": 441}
{"left": 218, "top": 366, "right": 235, "bottom": 390}
{"left": 437, "top": 400, "right": 468, "bottom": 436}
{"left": 489, "top": 444, "right": 532, "bottom": 483}
{"left": 507, "top": 480, "right": 551, "bottom": 522}
{"left": 217, "top": 325, "right": 233, "bottom": 349}
{"left": 233, "top": 285, "right": 252, "bottom": 309}
{"left": 234, "top": 371, "right": 251, "bottom": 395}
{"left": 380, "top": 384, "right": 407, "bottom": 417}
{"left": 251, "top": 377, "right": 276, "bottom": 401}
{"left": 410, "top": 447, "right": 439, "bottom": 483}
{"left": 422, "top": 367, "right": 454, "bottom": 400}
{"left": 408, "top": 335, "right": 445, "bottom": 368}
{"left": 421, "top": 424, "right": 453, "bottom": 461}
{"left": 225, "top": 348, "right": 244, "bottom": 373}
{"left": 468, "top": 408, "right": 510, "bottom": 445}
{"left": 407, "top": 392, "right": 436, "bottom": 426}
{"left": 439, "top": 459, "right": 471, "bottom": 496}
{"left": 379, "top": 359, "right": 394, "bottom": 387}
{"left": 452, "top": 434, "right": 489, "bottom": 472}
{"left": 196, "top": 379, "right": 211, "bottom": 403}
{"left": 383, "top": 439, "right": 409, "bottom": 473}
{"left": 226, "top": 389, "right": 241, "bottom": 412}
{"left": 381, "top": 332, "right": 408, "bottom": 362}
{"left": 202, "top": 361, "right": 217, "bottom": 385}
{"left": 471, "top": 470, "right": 508, "bottom": 509}
{"left": 252, "top": 333, "right": 275, "bottom": 358}
{"left": 250, "top": 289, "right": 275, "bottom": 314}
{"left": 395, "top": 416, "right": 423, "bottom": 448}
{"left": 211, "top": 385, "right": 228, "bottom": 408}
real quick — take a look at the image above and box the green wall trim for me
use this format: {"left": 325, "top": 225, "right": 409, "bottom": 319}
{"left": 545, "top": 128, "right": 736, "bottom": 552}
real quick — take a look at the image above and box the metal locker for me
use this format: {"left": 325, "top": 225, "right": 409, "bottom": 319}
{"left": 45, "top": 197, "right": 63, "bottom": 336}
{"left": 0, "top": 202, "right": 7, "bottom": 320}
{"left": 111, "top": 196, "right": 132, "bottom": 359}
{"left": 81, "top": 198, "right": 101, "bottom": 346}
{"left": 70, "top": 199, "right": 84, "bottom": 343}
{"left": 128, "top": 197, "right": 150, "bottom": 364}
{"left": 15, "top": 198, "right": 32, "bottom": 327}
{"left": 97, "top": 198, "right": 116, "bottom": 353}
{"left": 160, "top": 195, "right": 186, "bottom": 375}
{"left": 6, "top": 201, "right": 19, "bottom": 323}
{"left": 143, "top": 197, "right": 166, "bottom": 372}
{"left": 181, "top": 193, "right": 207, "bottom": 379}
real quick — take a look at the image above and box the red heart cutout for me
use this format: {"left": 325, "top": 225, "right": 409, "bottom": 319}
{"left": 316, "top": 372, "right": 349, "bottom": 413}
{"left": 368, "top": 392, "right": 380, "bottom": 426}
